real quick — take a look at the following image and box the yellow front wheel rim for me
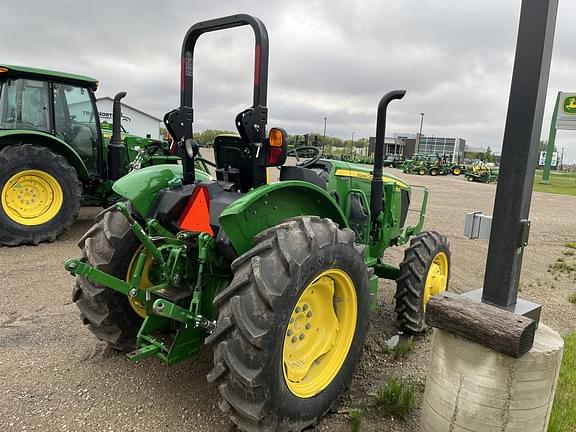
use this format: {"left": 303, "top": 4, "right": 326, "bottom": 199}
{"left": 126, "top": 248, "right": 155, "bottom": 318}
{"left": 282, "top": 269, "right": 357, "bottom": 398}
{"left": 423, "top": 252, "right": 449, "bottom": 307}
{"left": 1, "top": 169, "right": 63, "bottom": 225}
{"left": 454, "top": 168, "right": 461, "bottom": 175}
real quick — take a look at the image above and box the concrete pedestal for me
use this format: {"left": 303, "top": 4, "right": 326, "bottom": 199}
{"left": 421, "top": 323, "right": 564, "bottom": 432}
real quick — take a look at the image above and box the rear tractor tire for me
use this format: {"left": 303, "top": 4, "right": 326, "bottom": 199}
{"left": 429, "top": 168, "right": 439, "bottom": 176}
{"left": 72, "top": 207, "right": 144, "bottom": 352}
{"left": 206, "top": 217, "right": 370, "bottom": 432}
{"left": 395, "top": 231, "right": 450, "bottom": 334}
{"left": 452, "top": 166, "right": 462, "bottom": 176}
{"left": 0, "top": 144, "right": 82, "bottom": 245}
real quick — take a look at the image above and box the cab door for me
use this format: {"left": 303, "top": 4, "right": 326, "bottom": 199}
{"left": 52, "top": 83, "right": 101, "bottom": 175}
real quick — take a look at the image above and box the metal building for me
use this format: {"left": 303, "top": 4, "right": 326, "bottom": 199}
{"left": 416, "top": 135, "right": 466, "bottom": 162}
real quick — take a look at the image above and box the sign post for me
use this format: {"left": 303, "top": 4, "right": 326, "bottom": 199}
{"left": 541, "top": 91, "right": 576, "bottom": 183}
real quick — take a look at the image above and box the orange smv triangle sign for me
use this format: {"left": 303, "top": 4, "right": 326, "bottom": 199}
{"left": 178, "top": 186, "right": 214, "bottom": 236}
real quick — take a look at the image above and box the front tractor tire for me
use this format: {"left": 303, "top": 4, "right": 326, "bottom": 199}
{"left": 206, "top": 217, "right": 370, "bottom": 432}
{"left": 72, "top": 207, "right": 143, "bottom": 351}
{"left": 0, "top": 144, "right": 82, "bottom": 246}
{"left": 395, "top": 231, "right": 450, "bottom": 334}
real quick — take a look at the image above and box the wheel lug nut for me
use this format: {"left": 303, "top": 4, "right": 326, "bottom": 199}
{"left": 300, "top": 334, "right": 305, "bottom": 340}
{"left": 291, "top": 336, "right": 297, "bottom": 343}
{"left": 305, "top": 324, "right": 311, "bottom": 330}
{"left": 287, "top": 330, "right": 292, "bottom": 336}
{"left": 307, "top": 311, "right": 312, "bottom": 318}
{"left": 290, "top": 317, "right": 294, "bottom": 324}
{"left": 295, "top": 306, "right": 301, "bottom": 313}
{"left": 303, "top": 304, "right": 308, "bottom": 311}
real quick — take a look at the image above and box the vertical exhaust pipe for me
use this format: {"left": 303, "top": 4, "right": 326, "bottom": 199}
{"left": 108, "top": 91, "right": 127, "bottom": 180}
{"left": 370, "top": 90, "right": 406, "bottom": 222}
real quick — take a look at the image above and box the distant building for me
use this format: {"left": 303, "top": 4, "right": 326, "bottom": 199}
{"left": 416, "top": 135, "right": 466, "bottom": 162}
{"left": 96, "top": 97, "right": 162, "bottom": 139}
{"left": 368, "top": 133, "right": 416, "bottom": 157}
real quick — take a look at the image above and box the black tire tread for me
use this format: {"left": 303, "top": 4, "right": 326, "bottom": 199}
{"left": 207, "top": 216, "right": 367, "bottom": 432}
{"left": 395, "top": 230, "right": 450, "bottom": 333}
{"left": 73, "top": 207, "right": 141, "bottom": 351}
{"left": 0, "top": 144, "right": 82, "bottom": 245}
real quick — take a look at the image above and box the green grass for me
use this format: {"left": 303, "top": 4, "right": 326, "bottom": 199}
{"left": 549, "top": 332, "right": 576, "bottom": 431}
{"left": 533, "top": 170, "right": 576, "bottom": 196}
{"left": 549, "top": 259, "right": 576, "bottom": 274}
{"left": 565, "top": 242, "right": 576, "bottom": 250}
{"left": 348, "top": 408, "right": 363, "bottom": 432}
{"left": 372, "top": 378, "right": 416, "bottom": 420}
{"left": 387, "top": 338, "right": 415, "bottom": 360}
{"left": 569, "top": 292, "right": 576, "bottom": 304}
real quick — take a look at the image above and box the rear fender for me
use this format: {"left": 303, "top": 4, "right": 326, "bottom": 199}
{"left": 0, "top": 130, "right": 89, "bottom": 179}
{"left": 219, "top": 180, "right": 349, "bottom": 256}
{"left": 112, "top": 164, "right": 210, "bottom": 216}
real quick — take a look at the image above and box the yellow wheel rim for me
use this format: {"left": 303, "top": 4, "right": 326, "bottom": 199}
{"left": 126, "top": 248, "right": 155, "bottom": 318}
{"left": 423, "top": 252, "right": 449, "bottom": 308}
{"left": 282, "top": 269, "right": 357, "bottom": 398}
{"left": 454, "top": 167, "right": 461, "bottom": 175}
{"left": 1, "top": 169, "right": 63, "bottom": 225}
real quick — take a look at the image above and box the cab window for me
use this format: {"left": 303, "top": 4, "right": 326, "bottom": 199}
{"left": 0, "top": 78, "right": 50, "bottom": 131}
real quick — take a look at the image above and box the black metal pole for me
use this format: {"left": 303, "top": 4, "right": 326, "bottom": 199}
{"left": 323, "top": 117, "right": 327, "bottom": 152}
{"left": 482, "top": 0, "right": 558, "bottom": 308}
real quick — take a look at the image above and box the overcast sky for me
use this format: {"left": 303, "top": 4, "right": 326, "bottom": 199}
{"left": 3, "top": 0, "right": 575, "bottom": 162}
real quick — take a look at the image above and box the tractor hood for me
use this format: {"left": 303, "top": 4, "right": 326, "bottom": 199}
{"left": 331, "top": 160, "right": 409, "bottom": 190}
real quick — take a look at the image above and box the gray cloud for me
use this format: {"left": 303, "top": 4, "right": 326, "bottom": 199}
{"left": 2, "top": 0, "right": 575, "bottom": 162}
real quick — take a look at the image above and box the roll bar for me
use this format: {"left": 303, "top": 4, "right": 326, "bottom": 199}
{"left": 164, "top": 14, "right": 269, "bottom": 184}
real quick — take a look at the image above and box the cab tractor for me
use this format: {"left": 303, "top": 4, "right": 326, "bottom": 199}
{"left": 65, "top": 14, "right": 450, "bottom": 432}
{"left": 0, "top": 65, "right": 179, "bottom": 246}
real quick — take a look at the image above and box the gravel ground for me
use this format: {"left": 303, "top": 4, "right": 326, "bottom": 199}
{"left": 1, "top": 165, "right": 575, "bottom": 432}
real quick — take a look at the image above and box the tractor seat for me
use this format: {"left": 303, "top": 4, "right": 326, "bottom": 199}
{"left": 279, "top": 166, "right": 327, "bottom": 190}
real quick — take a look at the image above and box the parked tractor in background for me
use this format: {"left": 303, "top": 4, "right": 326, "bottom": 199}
{"left": 465, "top": 160, "right": 498, "bottom": 183}
{"left": 448, "top": 160, "right": 467, "bottom": 176}
{"left": 400, "top": 152, "right": 425, "bottom": 173}
{"left": 383, "top": 154, "right": 404, "bottom": 168}
{"left": 65, "top": 15, "right": 450, "bottom": 432}
{"left": 0, "top": 65, "right": 179, "bottom": 246}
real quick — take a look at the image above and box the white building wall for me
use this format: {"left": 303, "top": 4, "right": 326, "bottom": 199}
{"left": 96, "top": 99, "right": 161, "bottom": 139}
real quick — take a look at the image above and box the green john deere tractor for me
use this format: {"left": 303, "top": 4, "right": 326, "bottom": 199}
{"left": 0, "top": 65, "right": 179, "bottom": 246}
{"left": 65, "top": 15, "right": 450, "bottom": 432}
{"left": 400, "top": 152, "right": 425, "bottom": 173}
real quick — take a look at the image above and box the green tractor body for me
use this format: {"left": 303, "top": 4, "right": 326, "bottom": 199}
{"left": 400, "top": 152, "right": 425, "bottom": 173}
{"left": 0, "top": 64, "right": 179, "bottom": 245}
{"left": 65, "top": 15, "right": 450, "bottom": 432}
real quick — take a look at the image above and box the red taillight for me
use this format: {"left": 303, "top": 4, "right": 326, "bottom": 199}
{"left": 169, "top": 139, "right": 178, "bottom": 155}
{"left": 267, "top": 146, "right": 284, "bottom": 165}
{"left": 179, "top": 186, "right": 214, "bottom": 236}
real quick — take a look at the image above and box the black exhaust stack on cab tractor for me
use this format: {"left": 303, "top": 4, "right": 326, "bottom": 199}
{"left": 108, "top": 91, "right": 127, "bottom": 180}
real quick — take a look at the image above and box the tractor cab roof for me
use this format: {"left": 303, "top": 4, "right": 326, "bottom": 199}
{"left": 0, "top": 64, "right": 98, "bottom": 90}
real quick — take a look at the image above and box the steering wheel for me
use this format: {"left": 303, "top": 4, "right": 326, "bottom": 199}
{"left": 286, "top": 146, "right": 322, "bottom": 168}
